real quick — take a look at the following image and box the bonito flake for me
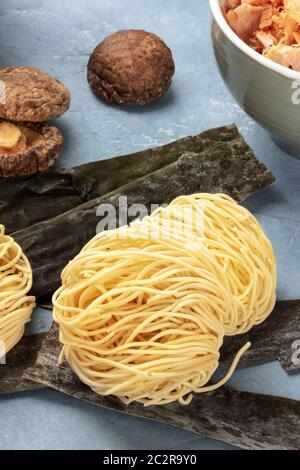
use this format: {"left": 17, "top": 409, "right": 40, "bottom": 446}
{"left": 224, "top": 0, "right": 300, "bottom": 71}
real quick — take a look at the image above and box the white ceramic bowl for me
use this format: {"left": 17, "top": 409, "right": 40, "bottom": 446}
{"left": 210, "top": 0, "right": 300, "bottom": 158}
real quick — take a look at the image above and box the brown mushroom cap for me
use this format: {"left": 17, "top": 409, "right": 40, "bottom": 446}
{"left": 0, "top": 67, "right": 71, "bottom": 122}
{"left": 0, "top": 120, "right": 63, "bottom": 177}
{"left": 87, "top": 30, "right": 175, "bottom": 106}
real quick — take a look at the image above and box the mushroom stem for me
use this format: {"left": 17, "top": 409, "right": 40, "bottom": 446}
{"left": 0, "top": 122, "right": 26, "bottom": 153}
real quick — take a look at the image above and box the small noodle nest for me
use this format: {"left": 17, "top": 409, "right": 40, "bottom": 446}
{"left": 53, "top": 194, "right": 277, "bottom": 406}
{"left": 0, "top": 225, "right": 35, "bottom": 357}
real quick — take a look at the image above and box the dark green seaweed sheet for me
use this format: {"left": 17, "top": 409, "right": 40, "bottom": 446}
{"left": 13, "top": 136, "right": 275, "bottom": 299}
{"left": 45, "top": 299, "right": 300, "bottom": 373}
{"left": 35, "top": 299, "right": 300, "bottom": 374}
{"left": 1, "top": 299, "right": 298, "bottom": 397}
{"left": 24, "top": 323, "right": 300, "bottom": 450}
{"left": 0, "top": 125, "right": 240, "bottom": 234}
{"left": 2, "top": 297, "right": 300, "bottom": 450}
{"left": 0, "top": 334, "right": 45, "bottom": 393}
{"left": 221, "top": 300, "right": 300, "bottom": 373}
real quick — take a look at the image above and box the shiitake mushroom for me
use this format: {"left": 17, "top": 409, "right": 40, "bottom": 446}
{"left": 87, "top": 30, "right": 175, "bottom": 106}
{"left": 0, "top": 121, "right": 63, "bottom": 178}
{"left": 0, "top": 67, "right": 70, "bottom": 177}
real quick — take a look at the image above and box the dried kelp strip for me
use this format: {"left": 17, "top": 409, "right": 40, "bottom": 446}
{"left": 3, "top": 299, "right": 299, "bottom": 395}
{"left": 0, "top": 174, "right": 83, "bottom": 236}
{"left": 221, "top": 300, "right": 300, "bottom": 373}
{"left": 37, "top": 294, "right": 53, "bottom": 310}
{"left": 36, "top": 299, "right": 300, "bottom": 373}
{"left": 24, "top": 323, "right": 300, "bottom": 450}
{"left": 0, "top": 334, "right": 45, "bottom": 394}
{"left": 0, "top": 125, "right": 240, "bottom": 234}
{"left": 13, "top": 141, "right": 275, "bottom": 298}
{"left": 0, "top": 127, "right": 275, "bottom": 395}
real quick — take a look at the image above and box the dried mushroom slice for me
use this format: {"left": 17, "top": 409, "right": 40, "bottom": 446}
{"left": 0, "top": 67, "right": 71, "bottom": 122}
{"left": 0, "top": 120, "right": 63, "bottom": 177}
{"left": 87, "top": 30, "right": 175, "bottom": 105}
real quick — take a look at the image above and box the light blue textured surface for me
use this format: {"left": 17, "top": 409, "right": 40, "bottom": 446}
{"left": 0, "top": 0, "right": 299, "bottom": 450}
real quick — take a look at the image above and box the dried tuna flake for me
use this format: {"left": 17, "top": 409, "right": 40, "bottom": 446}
{"left": 225, "top": 0, "right": 300, "bottom": 70}
{"left": 259, "top": 5, "right": 273, "bottom": 29}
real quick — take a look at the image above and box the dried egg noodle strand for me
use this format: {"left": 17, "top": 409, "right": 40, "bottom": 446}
{"left": 0, "top": 225, "right": 35, "bottom": 356}
{"left": 53, "top": 194, "right": 276, "bottom": 406}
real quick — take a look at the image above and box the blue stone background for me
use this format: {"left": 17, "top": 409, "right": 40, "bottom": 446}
{"left": 0, "top": 0, "right": 299, "bottom": 450}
